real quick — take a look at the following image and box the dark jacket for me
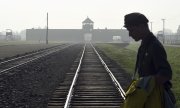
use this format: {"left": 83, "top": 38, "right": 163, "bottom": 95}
{"left": 135, "top": 32, "right": 172, "bottom": 88}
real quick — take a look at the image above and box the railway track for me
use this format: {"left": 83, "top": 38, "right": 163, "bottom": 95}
{"left": 48, "top": 43, "right": 127, "bottom": 108}
{"left": 0, "top": 43, "right": 74, "bottom": 76}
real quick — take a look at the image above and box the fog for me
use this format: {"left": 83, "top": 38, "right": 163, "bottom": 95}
{"left": 0, "top": 0, "right": 180, "bottom": 42}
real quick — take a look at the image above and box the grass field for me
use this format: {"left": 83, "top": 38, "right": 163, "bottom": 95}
{"left": 96, "top": 43, "right": 180, "bottom": 107}
{"left": 0, "top": 40, "right": 62, "bottom": 46}
{"left": 0, "top": 41, "right": 62, "bottom": 59}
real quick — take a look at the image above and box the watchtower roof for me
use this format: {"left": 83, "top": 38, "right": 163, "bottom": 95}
{"left": 82, "top": 17, "right": 94, "bottom": 23}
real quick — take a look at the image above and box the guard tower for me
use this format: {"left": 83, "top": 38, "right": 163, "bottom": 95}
{"left": 6, "top": 29, "right": 13, "bottom": 40}
{"left": 82, "top": 17, "right": 94, "bottom": 41}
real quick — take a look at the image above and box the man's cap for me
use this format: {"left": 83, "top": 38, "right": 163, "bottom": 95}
{"left": 124, "top": 12, "right": 149, "bottom": 28}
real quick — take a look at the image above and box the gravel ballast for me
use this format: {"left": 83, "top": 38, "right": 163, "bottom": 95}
{"left": 0, "top": 44, "right": 83, "bottom": 108}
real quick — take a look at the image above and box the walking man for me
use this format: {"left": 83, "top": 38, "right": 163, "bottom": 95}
{"left": 122, "top": 12, "right": 176, "bottom": 108}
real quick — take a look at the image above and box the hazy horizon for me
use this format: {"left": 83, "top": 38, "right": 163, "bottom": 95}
{"left": 0, "top": 0, "right": 180, "bottom": 33}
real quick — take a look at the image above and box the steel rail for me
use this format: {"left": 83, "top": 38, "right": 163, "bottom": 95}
{"left": 0, "top": 44, "right": 73, "bottom": 75}
{"left": 64, "top": 43, "right": 86, "bottom": 108}
{"left": 91, "top": 43, "right": 126, "bottom": 100}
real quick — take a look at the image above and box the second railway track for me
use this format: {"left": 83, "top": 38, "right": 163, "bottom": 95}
{"left": 48, "top": 43, "right": 128, "bottom": 108}
{"left": 0, "top": 43, "right": 73, "bottom": 76}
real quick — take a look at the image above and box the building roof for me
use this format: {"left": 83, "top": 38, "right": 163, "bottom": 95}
{"left": 82, "top": 17, "right": 94, "bottom": 23}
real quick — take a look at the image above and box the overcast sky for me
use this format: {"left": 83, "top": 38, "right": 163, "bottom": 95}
{"left": 0, "top": 0, "right": 180, "bottom": 33}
